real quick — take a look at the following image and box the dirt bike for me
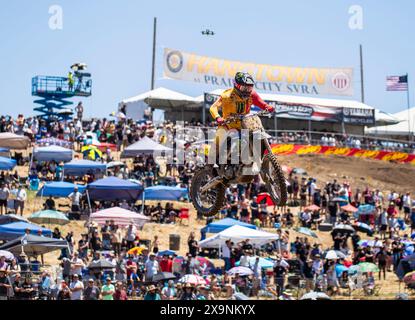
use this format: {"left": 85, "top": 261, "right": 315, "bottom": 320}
{"left": 190, "top": 109, "right": 287, "bottom": 217}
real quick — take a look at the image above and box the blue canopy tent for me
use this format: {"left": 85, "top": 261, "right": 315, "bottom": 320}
{"left": 0, "top": 148, "right": 10, "bottom": 157}
{"left": 36, "top": 181, "right": 87, "bottom": 198}
{"left": 33, "top": 145, "right": 73, "bottom": 162}
{"left": 143, "top": 185, "right": 188, "bottom": 201}
{"left": 0, "top": 156, "right": 16, "bottom": 170}
{"left": 200, "top": 218, "right": 257, "bottom": 240}
{"left": 0, "top": 222, "right": 52, "bottom": 241}
{"left": 87, "top": 177, "right": 143, "bottom": 201}
{"left": 63, "top": 159, "right": 107, "bottom": 176}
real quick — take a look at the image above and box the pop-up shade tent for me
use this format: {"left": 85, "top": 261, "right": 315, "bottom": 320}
{"left": 0, "top": 156, "right": 17, "bottom": 170}
{"left": 36, "top": 181, "right": 86, "bottom": 198}
{"left": 143, "top": 185, "right": 188, "bottom": 201}
{"left": 0, "top": 234, "right": 68, "bottom": 257}
{"left": 87, "top": 177, "right": 143, "bottom": 201}
{"left": 89, "top": 206, "right": 149, "bottom": 227}
{"left": 0, "top": 132, "right": 30, "bottom": 149}
{"left": 199, "top": 225, "right": 279, "bottom": 249}
{"left": 0, "top": 222, "right": 52, "bottom": 241}
{"left": 63, "top": 159, "right": 107, "bottom": 176}
{"left": 0, "top": 214, "right": 29, "bottom": 225}
{"left": 200, "top": 218, "right": 257, "bottom": 240}
{"left": 33, "top": 145, "right": 73, "bottom": 162}
{"left": 121, "top": 136, "right": 172, "bottom": 158}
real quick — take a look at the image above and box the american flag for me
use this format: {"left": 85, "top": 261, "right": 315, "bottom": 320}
{"left": 386, "top": 75, "right": 408, "bottom": 91}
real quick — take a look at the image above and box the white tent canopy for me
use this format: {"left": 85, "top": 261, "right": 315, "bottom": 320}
{"left": 0, "top": 132, "right": 30, "bottom": 149}
{"left": 366, "top": 107, "right": 415, "bottom": 135}
{"left": 121, "top": 136, "right": 172, "bottom": 157}
{"left": 119, "top": 87, "right": 198, "bottom": 120}
{"left": 199, "top": 225, "right": 279, "bottom": 248}
{"left": 33, "top": 145, "right": 73, "bottom": 162}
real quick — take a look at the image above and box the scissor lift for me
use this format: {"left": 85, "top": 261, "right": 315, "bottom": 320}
{"left": 32, "top": 72, "right": 92, "bottom": 121}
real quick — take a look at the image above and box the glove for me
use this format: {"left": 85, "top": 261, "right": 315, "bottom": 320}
{"left": 265, "top": 105, "right": 275, "bottom": 113}
{"left": 216, "top": 117, "right": 225, "bottom": 125}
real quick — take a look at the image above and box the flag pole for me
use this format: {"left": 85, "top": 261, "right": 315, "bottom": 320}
{"left": 406, "top": 73, "right": 412, "bottom": 141}
{"left": 359, "top": 44, "right": 365, "bottom": 103}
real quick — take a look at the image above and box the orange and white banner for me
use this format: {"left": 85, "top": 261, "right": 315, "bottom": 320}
{"left": 271, "top": 144, "right": 415, "bottom": 165}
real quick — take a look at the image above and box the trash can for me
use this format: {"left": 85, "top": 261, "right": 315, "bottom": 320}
{"left": 169, "top": 234, "right": 180, "bottom": 251}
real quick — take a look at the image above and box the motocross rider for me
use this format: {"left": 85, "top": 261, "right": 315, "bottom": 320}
{"left": 209, "top": 71, "right": 275, "bottom": 164}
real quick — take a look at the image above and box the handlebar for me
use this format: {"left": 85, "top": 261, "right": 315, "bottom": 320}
{"left": 222, "top": 109, "right": 271, "bottom": 125}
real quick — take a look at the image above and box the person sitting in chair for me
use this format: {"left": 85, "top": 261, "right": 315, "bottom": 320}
{"left": 44, "top": 196, "right": 56, "bottom": 210}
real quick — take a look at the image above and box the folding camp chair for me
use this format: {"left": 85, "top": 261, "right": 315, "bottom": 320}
{"left": 178, "top": 208, "right": 190, "bottom": 225}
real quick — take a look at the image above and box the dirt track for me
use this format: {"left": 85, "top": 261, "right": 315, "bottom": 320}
{"left": 281, "top": 154, "right": 415, "bottom": 194}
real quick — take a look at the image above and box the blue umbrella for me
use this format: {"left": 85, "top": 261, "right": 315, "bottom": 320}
{"left": 353, "top": 222, "right": 373, "bottom": 235}
{"left": 157, "top": 250, "right": 176, "bottom": 257}
{"left": 358, "top": 239, "right": 374, "bottom": 248}
{"left": 354, "top": 204, "right": 375, "bottom": 218}
{"left": 295, "top": 227, "right": 318, "bottom": 238}
{"left": 335, "top": 264, "right": 349, "bottom": 277}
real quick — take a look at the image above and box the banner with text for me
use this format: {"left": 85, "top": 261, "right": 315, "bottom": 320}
{"left": 204, "top": 93, "right": 374, "bottom": 124}
{"left": 164, "top": 48, "right": 354, "bottom": 96}
{"left": 271, "top": 144, "right": 415, "bottom": 165}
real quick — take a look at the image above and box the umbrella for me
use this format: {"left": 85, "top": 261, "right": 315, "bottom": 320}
{"left": 356, "top": 204, "right": 376, "bottom": 215}
{"left": 340, "top": 204, "right": 358, "bottom": 213}
{"left": 324, "top": 250, "right": 346, "bottom": 260}
{"left": 300, "top": 291, "right": 331, "bottom": 300}
{"left": 353, "top": 222, "right": 373, "bottom": 235}
{"left": 304, "top": 204, "right": 320, "bottom": 211}
{"left": 152, "top": 272, "right": 177, "bottom": 282}
{"left": 335, "top": 264, "right": 349, "bottom": 277}
{"left": 227, "top": 266, "right": 254, "bottom": 276}
{"left": 81, "top": 145, "right": 103, "bottom": 160}
{"left": 403, "top": 271, "right": 415, "bottom": 285}
{"left": 358, "top": 240, "right": 375, "bottom": 248}
{"left": 28, "top": 210, "right": 70, "bottom": 225}
{"left": 292, "top": 168, "right": 307, "bottom": 175}
{"left": 348, "top": 265, "right": 361, "bottom": 275}
{"left": 295, "top": 227, "right": 318, "bottom": 238}
{"left": 333, "top": 224, "right": 355, "bottom": 235}
{"left": 88, "top": 259, "right": 115, "bottom": 270}
{"left": 157, "top": 250, "right": 176, "bottom": 257}
{"left": 331, "top": 197, "right": 346, "bottom": 202}
{"left": 178, "top": 274, "right": 207, "bottom": 285}
{"left": 257, "top": 193, "right": 274, "bottom": 206}
{"left": 357, "top": 262, "right": 379, "bottom": 273}
{"left": 0, "top": 250, "right": 14, "bottom": 261}
{"left": 107, "top": 161, "right": 125, "bottom": 169}
{"left": 196, "top": 257, "right": 215, "bottom": 270}
{"left": 127, "top": 246, "right": 148, "bottom": 255}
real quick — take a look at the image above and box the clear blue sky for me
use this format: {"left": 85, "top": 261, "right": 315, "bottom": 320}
{"left": 0, "top": 0, "right": 414, "bottom": 118}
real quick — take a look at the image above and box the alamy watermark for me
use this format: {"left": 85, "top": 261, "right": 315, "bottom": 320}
{"left": 348, "top": 5, "right": 363, "bottom": 30}
{"left": 48, "top": 5, "right": 63, "bottom": 30}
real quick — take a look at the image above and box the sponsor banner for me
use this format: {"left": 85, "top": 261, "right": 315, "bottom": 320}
{"left": 204, "top": 93, "right": 374, "bottom": 124}
{"left": 164, "top": 48, "right": 354, "bottom": 96}
{"left": 271, "top": 144, "right": 415, "bottom": 165}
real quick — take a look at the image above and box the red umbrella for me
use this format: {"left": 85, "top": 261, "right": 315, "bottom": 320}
{"left": 304, "top": 204, "right": 320, "bottom": 211}
{"left": 281, "top": 165, "right": 292, "bottom": 174}
{"left": 257, "top": 192, "right": 275, "bottom": 206}
{"left": 341, "top": 204, "right": 358, "bottom": 213}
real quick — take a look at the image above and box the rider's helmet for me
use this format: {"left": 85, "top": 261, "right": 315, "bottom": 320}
{"left": 233, "top": 72, "right": 255, "bottom": 99}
